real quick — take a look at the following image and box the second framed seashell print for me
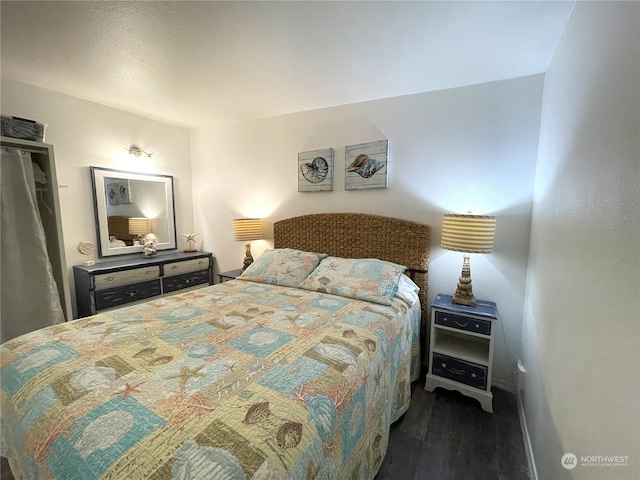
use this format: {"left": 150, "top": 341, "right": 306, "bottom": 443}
{"left": 345, "top": 140, "right": 388, "bottom": 190}
{"left": 298, "top": 148, "right": 334, "bottom": 192}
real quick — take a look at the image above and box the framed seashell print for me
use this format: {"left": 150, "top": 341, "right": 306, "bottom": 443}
{"left": 345, "top": 140, "right": 388, "bottom": 190}
{"left": 298, "top": 148, "right": 334, "bottom": 192}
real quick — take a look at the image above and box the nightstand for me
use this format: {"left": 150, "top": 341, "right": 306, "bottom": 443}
{"left": 218, "top": 268, "right": 244, "bottom": 283}
{"left": 425, "top": 293, "right": 498, "bottom": 413}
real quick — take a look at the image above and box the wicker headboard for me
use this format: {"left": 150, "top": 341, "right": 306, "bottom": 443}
{"left": 107, "top": 215, "right": 136, "bottom": 245}
{"left": 274, "top": 213, "right": 430, "bottom": 350}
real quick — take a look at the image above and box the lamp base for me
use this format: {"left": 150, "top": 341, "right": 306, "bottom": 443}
{"left": 242, "top": 241, "right": 254, "bottom": 270}
{"left": 452, "top": 289, "right": 476, "bottom": 307}
{"left": 451, "top": 253, "right": 477, "bottom": 307}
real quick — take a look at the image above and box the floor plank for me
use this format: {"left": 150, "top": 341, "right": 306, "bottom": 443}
{"left": 377, "top": 380, "right": 530, "bottom": 480}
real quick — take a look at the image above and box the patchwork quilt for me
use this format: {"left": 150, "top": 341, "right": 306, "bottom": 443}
{"left": 1, "top": 280, "right": 420, "bottom": 480}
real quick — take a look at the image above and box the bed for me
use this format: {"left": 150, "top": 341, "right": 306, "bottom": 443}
{"left": 1, "top": 213, "right": 430, "bottom": 480}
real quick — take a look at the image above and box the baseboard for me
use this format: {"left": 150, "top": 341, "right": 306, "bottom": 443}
{"left": 491, "top": 377, "right": 515, "bottom": 393}
{"left": 516, "top": 392, "right": 539, "bottom": 480}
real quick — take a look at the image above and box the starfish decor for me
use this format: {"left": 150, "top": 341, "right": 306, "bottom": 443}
{"left": 182, "top": 232, "right": 199, "bottom": 252}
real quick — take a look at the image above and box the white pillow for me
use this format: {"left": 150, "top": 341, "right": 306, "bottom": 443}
{"left": 394, "top": 274, "right": 420, "bottom": 306}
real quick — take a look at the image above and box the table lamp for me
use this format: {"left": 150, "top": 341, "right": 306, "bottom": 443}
{"left": 128, "top": 217, "right": 152, "bottom": 245}
{"left": 233, "top": 218, "right": 264, "bottom": 270}
{"left": 441, "top": 213, "right": 496, "bottom": 307}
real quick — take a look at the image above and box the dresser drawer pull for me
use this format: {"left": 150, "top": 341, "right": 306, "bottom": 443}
{"left": 454, "top": 320, "right": 468, "bottom": 327}
{"left": 108, "top": 276, "right": 114, "bottom": 282}
{"left": 448, "top": 367, "right": 465, "bottom": 375}
{"left": 171, "top": 265, "right": 178, "bottom": 270}
{"left": 126, "top": 289, "right": 139, "bottom": 297}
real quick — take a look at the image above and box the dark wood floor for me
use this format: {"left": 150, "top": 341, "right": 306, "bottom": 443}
{"left": 376, "top": 379, "right": 530, "bottom": 480}
{"left": 1, "top": 380, "right": 529, "bottom": 480}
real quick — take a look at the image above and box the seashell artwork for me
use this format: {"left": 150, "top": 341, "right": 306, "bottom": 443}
{"left": 304, "top": 394, "right": 337, "bottom": 443}
{"left": 301, "top": 157, "right": 329, "bottom": 183}
{"left": 345, "top": 140, "right": 389, "bottom": 190}
{"left": 244, "top": 401, "right": 272, "bottom": 424}
{"left": 172, "top": 441, "right": 246, "bottom": 479}
{"left": 364, "top": 338, "right": 377, "bottom": 352}
{"left": 346, "top": 154, "right": 384, "bottom": 178}
{"left": 275, "top": 421, "right": 303, "bottom": 449}
{"left": 298, "top": 148, "right": 333, "bottom": 192}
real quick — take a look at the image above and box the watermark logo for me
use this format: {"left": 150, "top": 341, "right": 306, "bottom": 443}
{"left": 562, "top": 453, "right": 630, "bottom": 469}
{"left": 561, "top": 453, "right": 578, "bottom": 470}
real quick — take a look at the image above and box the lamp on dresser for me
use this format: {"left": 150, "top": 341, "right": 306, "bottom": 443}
{"left": 233, "top": 218, "right": 264, "bottom": 270}
{"left": 441, "top": 213, "right": 496, "bottom": 307}
{"left": 128, "top": 217, "right": 152, "bottom": 245}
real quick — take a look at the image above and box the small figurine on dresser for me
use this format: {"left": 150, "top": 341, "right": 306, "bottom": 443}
{"left": 183, "top": 232, "right": 199, "bottom": 252}
{"left": 142, "top": 240, "right": 157, "bottom": 256}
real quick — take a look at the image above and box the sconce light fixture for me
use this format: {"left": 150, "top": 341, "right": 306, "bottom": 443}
{"left": 441, "top": 213, "right": 496, "bottom": 307}
{"left": 233, "top": 218, "right": 265, "bottom": 270}
{"left": 125, "top": 145, "right": 154, "bottom": 158}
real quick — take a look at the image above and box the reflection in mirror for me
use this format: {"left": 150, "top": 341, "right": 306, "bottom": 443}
{"left": 90, "top": 167, "right": 177, "bottom": 257}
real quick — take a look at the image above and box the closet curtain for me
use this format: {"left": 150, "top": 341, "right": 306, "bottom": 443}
{"left": 1, "top": 148, "right": 64, "bottom": 343}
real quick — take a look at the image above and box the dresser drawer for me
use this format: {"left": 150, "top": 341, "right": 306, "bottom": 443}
{"left": 94, "top": 279, "right": 162, "bottom": 310}
{"left": 434, "top": 311, "right": 491, "bottom": 335}
{"left": 162, "top": 270, "right": 211, "bottom": 293}
{"left": 432, "top": 353, "right": 487, "bottom": 390}
{"left": 164, "top": 258, "right": 210, "bottom": 277}
{"left": 94, "top": 266, "right": 160, "bottom": 290}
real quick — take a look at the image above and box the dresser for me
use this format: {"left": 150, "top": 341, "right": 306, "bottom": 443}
{"left": 73, "top": 252, "right": 213, "bottom": 318}
{"left": 425, "top": 293, "right": 498, "bottom": 413}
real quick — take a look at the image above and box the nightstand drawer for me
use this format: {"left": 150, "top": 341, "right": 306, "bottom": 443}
{"left": 432, "top": 353, "right": 487, "bottom": 390}
{"left": 163, "top": 270, "right": 211, "bottom": 293}
{"left": 435, "top": 311, "right": 491, "bottom": 335}
{"left": 94, "top": 266, "right": 160, "bottom": 290}
{"left": 95, "top": 279, "right": 162, "bottom": 310}
{"left": 164, "top": 258, "right": 210, "bottom": 277}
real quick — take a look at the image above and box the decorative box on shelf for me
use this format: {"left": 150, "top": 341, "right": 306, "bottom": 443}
{"left": 425, "top": 293, "right": 498, "bottom": 413}
{"left": 73, "top": 251, "right": 213, "bottom": 318}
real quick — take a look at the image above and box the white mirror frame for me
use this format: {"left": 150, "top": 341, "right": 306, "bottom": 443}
{"left": 90, "top": 166, "right": 177, "bottom": 258}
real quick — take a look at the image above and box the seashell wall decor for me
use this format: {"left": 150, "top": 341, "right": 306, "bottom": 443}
{"left": 345, "top": 139, "right": 389, "bottom": 190}
{"left": 298, "top": 147, "right": 334, "bottom": 192}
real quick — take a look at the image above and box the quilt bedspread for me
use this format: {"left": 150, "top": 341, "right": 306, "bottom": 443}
{"left": 1, "top": 280, "right": 420, "bottom": 480}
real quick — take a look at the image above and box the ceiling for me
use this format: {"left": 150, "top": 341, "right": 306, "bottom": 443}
{"left": 1, "top": 1, "right": 574, "bottom": 129}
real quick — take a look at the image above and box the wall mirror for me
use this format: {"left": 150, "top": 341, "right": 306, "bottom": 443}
{"left": 90, "top": 166, "right": 177, "bottom": 257}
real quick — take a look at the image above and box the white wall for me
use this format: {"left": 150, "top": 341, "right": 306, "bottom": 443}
{"left": 522, "top": 2, "right": 639, "bottom": 479}
{"left": 1, "top": 78, "right": 194, "bottom": 318}
{"left": 191, "top": 75, "right": 544, "bottom": 387}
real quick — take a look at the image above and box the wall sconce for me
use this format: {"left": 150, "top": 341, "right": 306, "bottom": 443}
{"left": 441, "top": 213, "right": 496, "bottom": 307}
{"left": 125, "top": 145, "right": 153, "bottom": 158}
{"left": 233, "top": 218, "right": 265, "bottom": 270}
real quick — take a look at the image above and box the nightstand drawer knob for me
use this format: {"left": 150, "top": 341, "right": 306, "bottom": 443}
{"left": 454, "top": 320, "right": 468, "bottom": 327}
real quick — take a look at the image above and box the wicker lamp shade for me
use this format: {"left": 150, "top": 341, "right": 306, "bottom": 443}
{"left": 441, "top": 214, "right": 496, "bottom": 307}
